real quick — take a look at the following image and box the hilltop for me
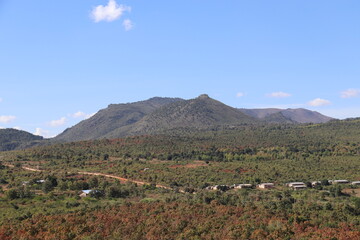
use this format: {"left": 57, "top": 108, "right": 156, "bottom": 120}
{"left": 54, "top": 94, "right": 333, "bottom": 142}
{"left": 239, "top": 108, "right": 333, "bottom": 124}
{"left": 0, "top": 94, "right": 334, "bottom": 151}
{"left": 0, "top": 128, "right": 43, "bottom": 151}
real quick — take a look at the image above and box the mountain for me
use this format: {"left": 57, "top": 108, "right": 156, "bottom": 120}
{"left": 103, "top": 94, "right": 256, "bottom": 138}
{"left": 54, "top": 97, "right": 184, "bottom": 142}
{"left": 0, "top": 95, "right": 336, "bottom": 151}
{"left": 0, "top": 128, "right": 44, "bottom": 151}
{"left": 54, "top": 95, "right": 335, "bottom": 142}
{"left": 55, "top": 94, "right": 257, "bottom": 141}
{"left": 239, "top": 108, "right": 333, "bottom": 124}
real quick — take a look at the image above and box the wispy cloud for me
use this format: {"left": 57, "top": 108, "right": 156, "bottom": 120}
{"left": 13, "top": 126, "right": 21, "bottom": 130}
{"left": 267, "top": 92, "right": 291, "bottom": 98}
{"left": 0, "top": 115, "right": 16, "bottom": 123}
{"left": 308, "top": 98, "right": 331, "bottom": 107}
{"left": 123, "top": 19, "right": 134, "bottom": 31}
{"left": 341, "top": 88, "right": 360, "bottom": 98}
{"left": 91, "top": 0, "right": 131, "bottom": 23}
{"left": 0, "top": 98, "right": 3, "bottom": 103}
{"left": 72, "top": 111, "right": 95, "bottom": 119}
{"left": 49, "top": 117, "right": 67, "bottom": 127}
{"left": 34, "top": 128, "right": 53, "bottom": 138}
{"left": 236, "top": 92, "right": 245, "bottom": 98}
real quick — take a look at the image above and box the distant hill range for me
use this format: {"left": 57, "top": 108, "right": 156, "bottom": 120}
{"left": 0, "top": 94, "right": 334, "bottom": 151}
{"left": 0, "top": 128, "right": 44, "bottom": 151}
{"left": 239, "top": 108, "right": 333, "bottom": 124}
{"left": 54, "top": 94, "right": 333, "bottom": 142}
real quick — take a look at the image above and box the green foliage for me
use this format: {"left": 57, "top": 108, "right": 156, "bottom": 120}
{"left": 42, "top": 180, "right": 55, "bottom": 193}
{"left": 1, "top": 117, "right": 360, "bottom": 239}
{"left": 0, "top": 128, "right": 43, "bottom": 151}
{"left": 6, "top": 187, "right": 33, "bottom": 199}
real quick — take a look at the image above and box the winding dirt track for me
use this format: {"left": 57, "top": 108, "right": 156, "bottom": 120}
{"left": 78, "top": 171, "right": 173, "bottom": 190}
{"left": 3, "top": 163, "right": 180, "bottom": 192}
{"left": 3, "top": 164, "right": 43, "bottom": 172}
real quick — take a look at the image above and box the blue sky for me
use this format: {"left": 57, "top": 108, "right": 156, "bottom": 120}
{"left": 1, "top": 0, "right": 360, "bottom": 137}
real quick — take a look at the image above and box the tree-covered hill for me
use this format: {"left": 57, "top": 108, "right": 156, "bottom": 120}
{"left": 54, "top": 97, "right": 184, "bottom": 142}
{"left": 0, "top": 95, "right": 338, "bottom": 151}
{"left": 104, "top": 94, "right": 257, "bottom": 138}
{"left": 0, "top": 128, "right": 43, "bottom": 151}
{"left": 53, "top": 94, "right": 334, "bottom": 143}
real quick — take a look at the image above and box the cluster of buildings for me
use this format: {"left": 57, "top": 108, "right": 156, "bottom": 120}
{"left": 205, "top": 180, "right": 360, "bottom": 192}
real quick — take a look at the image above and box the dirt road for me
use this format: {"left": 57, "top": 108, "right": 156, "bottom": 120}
{"left": 3, "top": 163, "right": 180, "bottom": 192}
{"left": 78, "top": 171, "right": 173, "bottom": 190}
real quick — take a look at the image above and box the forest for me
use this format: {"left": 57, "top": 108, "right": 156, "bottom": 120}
{"left": 0, "top": 119, "right": 359, "bottom": 239}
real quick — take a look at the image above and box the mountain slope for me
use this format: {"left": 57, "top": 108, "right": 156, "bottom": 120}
{"left": 54, "top": 95, "right": 334, "bottom": 142}
{"left": 104, "top": 94, "right": 257, "bottom": 138}
{"left": 0, "top": 128, "right": 44, "bottom": 151}
{"left": 54, "top": 97, "right": 184, "bottom": 142}
{"left": 239, "top": 108, "right": 333, "bottom": 124}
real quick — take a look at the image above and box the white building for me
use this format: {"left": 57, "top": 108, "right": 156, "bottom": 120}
{"left": 232, "top": 184, "right": 253, "bottom": 189}
{"left": 257, "top": 183, "right": 275, "bottom": 189}
{"left": 79, "top": 190, "right": 92, "bottom": 197}
{"left": 351, "top": 181, "right": 360, "bottom": 186}
{"left": 329, "top": 180, "right": 349, "bottom": 184}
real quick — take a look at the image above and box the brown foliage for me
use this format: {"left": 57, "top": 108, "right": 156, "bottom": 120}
{"left": 0, "top": 202, "right": 359, "bottom": 240}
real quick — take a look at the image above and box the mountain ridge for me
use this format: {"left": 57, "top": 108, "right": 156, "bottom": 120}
{"left": 0, "top": 128, "right": 44, "bottom": 151}
{"left": 54, "top": 94, "right": 333, "bottom": 142}
{"left": 0, "top": 94, "right": 335, "bottom": 151}
{"left": 239, "top": 108, "right": 333, "bottom": 124}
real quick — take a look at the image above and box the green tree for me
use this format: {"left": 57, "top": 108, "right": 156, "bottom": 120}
{"left": 42, "top": 180, "right": 54, "bottom": 193}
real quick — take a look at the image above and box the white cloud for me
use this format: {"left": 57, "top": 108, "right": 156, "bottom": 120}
{"left": 0, "top": 115, "right": 16, "bottom": 123}
{"left": 308, "top": 98, "right": 331, "bottom": 107}
{"left": 72, "top": 111, "right": 95, "bottom": 119}
{"left": 72, "top": 111, "right": 86, "bottom": 118}
{"left": 341, "top": 89, "right": 360, "bottom": 98}
{"left": 267, "top": 92, "right": 291, "bottom": 98}
{"left": 0, "top": 98, "right": 3, "bottom": 103}
{"left": 236, "top": 92, "right": 245, "bottom": 98}
{"left": 49, "top": 117, "right": 67, "bottom": 127}
{"left": 13, "top": 126, "right": 21, "bottom": 130}
{"left": 91, "top": 0, "right": 131, "bottom": 23}
{"left": 123, "top": 19, "right": 134, "bottom": 31}
{"left": 34, "top": 128, "right": 53, "bottom": 138}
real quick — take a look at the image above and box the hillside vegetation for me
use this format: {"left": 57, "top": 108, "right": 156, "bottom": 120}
{"left": 0, "top": 118, "right": 359, "bottom": 239}
{"left": 0, "top": 95, "right": 334, "bottom": 151}
{"left": 0, "top": 129, "right": 43, "bottom": 151}
{"left": 53, "top": 94, "right": 333, "bottom": 142}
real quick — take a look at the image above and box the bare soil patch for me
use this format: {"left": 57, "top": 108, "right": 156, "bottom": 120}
{"left": 343, "top": 188, "right": 360, "bottom": 197}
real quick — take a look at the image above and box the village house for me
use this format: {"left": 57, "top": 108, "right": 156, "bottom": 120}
{"left": 311, "top": 181, "right": 322, "bottom": 187}
{"left": 286, "top": 182, "right": 307, "bottom": 190}
{"left": 351, "top": 181, "right": 360, "bottom": 186}
{"left": 23, "top": 179, "right": 45, "bottom": 186}
{"left": 293, "top": 185, "right": 307, "bottom": 190}
{"left": 329, "top": 180, "right": 349, "bottom": 184}
{"left": 79, "top": 190, "right": 92, "bottom": 197}
{"left": 231, "top": 184, "right": 253, "bottom": 189}
{"left": 206, "top": 185, "right": 229, "bottom": 191}
{"left": 257, "top": 183, "right": 275, "bottom": 189}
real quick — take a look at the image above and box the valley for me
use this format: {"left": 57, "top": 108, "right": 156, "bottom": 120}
{"left": 0, "top": 96, "right": 359, "bottom": 239}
